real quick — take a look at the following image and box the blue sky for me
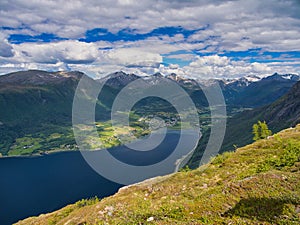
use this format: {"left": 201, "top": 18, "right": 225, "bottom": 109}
{"left": 0, "top": 0, "right": 300, "bottom": 78}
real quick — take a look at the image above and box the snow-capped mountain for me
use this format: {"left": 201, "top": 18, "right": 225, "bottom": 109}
{"left": 265, "top": 73, "right": 300, "bottom": 82}
{"left": 97, "top": 71, "right": 140, "bottom": 88}
{"left": 219, "top": 75, "right": 262, "bottom": 86}
{"left": 281, "top": 74, "right": 300, "bottom": 81}
{"left": 200, "top": 73, "right": 299, "bottom": 87}
{"left": 98, "top": 71, "right": 299, "bottom": 108}
{"left": 220, "top": 73, "right": 299, "bottom": 107}
{"left": 166, "top": 73, "right": 199, "bottom": 88}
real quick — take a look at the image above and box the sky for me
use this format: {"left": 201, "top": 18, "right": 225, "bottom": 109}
{"left": 0, "top": 0, "right": 300, "bottom": 79}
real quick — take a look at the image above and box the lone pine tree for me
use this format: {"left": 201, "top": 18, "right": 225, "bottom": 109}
{"left": 252, "top": 121, "right": 272, "bottom": 141}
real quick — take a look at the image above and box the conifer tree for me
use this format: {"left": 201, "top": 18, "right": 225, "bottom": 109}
{"left": 252, "top": 121, "right": 272, "bottom": 140}
{"left": 252, "top": 123, "right": 260, "bottom": 141}
{"left": 259, "top": 121, "right": 272, "bottom": 138}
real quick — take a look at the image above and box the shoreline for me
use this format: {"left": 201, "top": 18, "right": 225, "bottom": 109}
{"left": 0, "top": 128, "right": 197, "bottom": 159}
{"left": 0, "top": 148, "right": 79, "bottom": 159}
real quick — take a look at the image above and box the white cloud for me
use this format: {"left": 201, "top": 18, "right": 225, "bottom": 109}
{"left": 165, "top": 53, "right": 196, "bottom": 61}
{"left": 158, "top": 64, "right": 186, "bottom": 77}
{"left": 0, "top": 39, "right": 165, "bottom": 77}
{"left": 178, "top": 54, "right": 298, "bottom": 79}
{"left": 0, "top": 0, "right": 300, "bottom": 77}
{"left": 107, "top": 48, "right": 163, "bottom": 68}
{"left": 0, "top": 61, "right": 69, "bottom": 74}
{"left": 12, "top": 40, "right": 100, "bottom": 64}
{"left": 190, "top": 55, "right": 229, "bottom": 67}
{"left": 1, "top": 0, "right": 299, "bottom": 42}
{"left": 180, "top": 55, "right": 274, "bottom": 79}
{"left": 0, "top": 34, "right": 14, "bottom": 57}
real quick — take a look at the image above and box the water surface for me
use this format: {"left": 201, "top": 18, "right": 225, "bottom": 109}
{"left": 0, "top": 130, "right": 197, "bottom": 224}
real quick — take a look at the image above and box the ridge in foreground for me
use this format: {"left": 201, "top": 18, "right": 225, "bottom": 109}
{"left": 16, "top": 125, "right": 300, "bottom": 225}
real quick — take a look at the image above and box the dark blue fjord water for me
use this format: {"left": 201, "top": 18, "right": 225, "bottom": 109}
{"left": 0, "top": 130, "right": 198, "bottom": 225}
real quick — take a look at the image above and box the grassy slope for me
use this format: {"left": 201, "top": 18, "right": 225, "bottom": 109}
{"left": 16, "top": 125, "right": 300, "bottom": 225}
{"left": 0, "top": 81, "right": 79, "bottom": 155}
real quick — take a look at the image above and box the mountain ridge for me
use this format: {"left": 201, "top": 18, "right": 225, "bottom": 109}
{"left": 0, "top": 70, "right": 84, "bottom": 86}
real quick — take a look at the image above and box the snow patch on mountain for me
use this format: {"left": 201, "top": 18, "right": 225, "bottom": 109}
{"left": 281, "top": 74, "right": 300, "bottom": 81}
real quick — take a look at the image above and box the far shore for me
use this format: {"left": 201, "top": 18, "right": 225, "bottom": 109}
{"left": 0, "top": 128, "right": 199, "bottom": 159}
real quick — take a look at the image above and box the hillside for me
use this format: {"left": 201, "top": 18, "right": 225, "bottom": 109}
{"left": 16, "top": 125, "right": 300, "bottom": 225}
{"left": 220, "top": 80, "right": 300, "bottom": 154}
{"left": 189, "top": 80, "right": 300, "bottom": 168}
{"left": 0, "top": 70, "right": 84, "bottom": 155}
{"left": 0, "top": 70, "right": 83, "bottom": 126}
{"left": 0, "top": 70, "right": 113, "bottom": 155}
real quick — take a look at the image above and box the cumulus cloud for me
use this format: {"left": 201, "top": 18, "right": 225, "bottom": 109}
{"left": 182, "top": 55, "right": 273, "bottom": 79}
{"left": 0, "top": 61, "right": 69, "bottom": 74}
{"left": 0, "top": 0, "right": 299, "bottom": 41}
{"left": 169, "top": 54, "right": 300, "bottom": 79}
{"left": 0, "top": 34, "right": 14, "bottom": 57}
{"left": 190, "top": 55, "right": 229, "bottom": 67}
{"left": 0, "top": 0, "right": 300, "bottom": 77}
{"left": 12, "top": 40, "right": 100, "bottom": 64}
{"left": 107, "top": 48, "right": 162, "bottom": 68}
{"left": 0, "top": 42, "right": 14, "bottom": 57}
{"left": 0, "top": 39, "right": 165, "bottom": 77}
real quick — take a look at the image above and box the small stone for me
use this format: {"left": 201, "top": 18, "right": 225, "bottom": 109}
{"left": 104, "top": 205, "right": 114, "bottom": 216}
{"left": 147, "top": 216, "right": 154, "bottom": 222}
{"left": 295, "top": 205, "right": 300, "bottom": 213}
{"left": 105, "top": 206, "right": 114, "bottom": 212}
{"left": 98, "top": 210, "right": 105, "bottom": 216}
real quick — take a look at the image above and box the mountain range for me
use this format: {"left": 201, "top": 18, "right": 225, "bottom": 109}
{"left": 0, "top": 70, "right": 299, "bottom": 160}
{"left": 98, "top": 71, "right": 299, "bottom": 109}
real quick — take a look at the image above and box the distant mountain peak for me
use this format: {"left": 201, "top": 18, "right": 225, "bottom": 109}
{"left": 281, "top": 74, "right": 300, "bottom": 81}
{"left": 264, "top": 73, "right": 300, "bottom": 82}
{"left": 235, "top": 75, "right": 262, "bottom": 86}
{"left": 166, "top": 73, "right": 181, "bottom": 81}
{"left": 207, "top": 73, "right": 299, "bottom": 88}
{"left": 152, "top": 72, "right": 164, "bottom": 78}
{"left": 0, "top": 70, "right": 84, "bottom": 85}
{"left": 244, "top": 75, "right": 261, "bottom": 81}
{"left": 97, "top": 71, "right": 141, "bottom": 88}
